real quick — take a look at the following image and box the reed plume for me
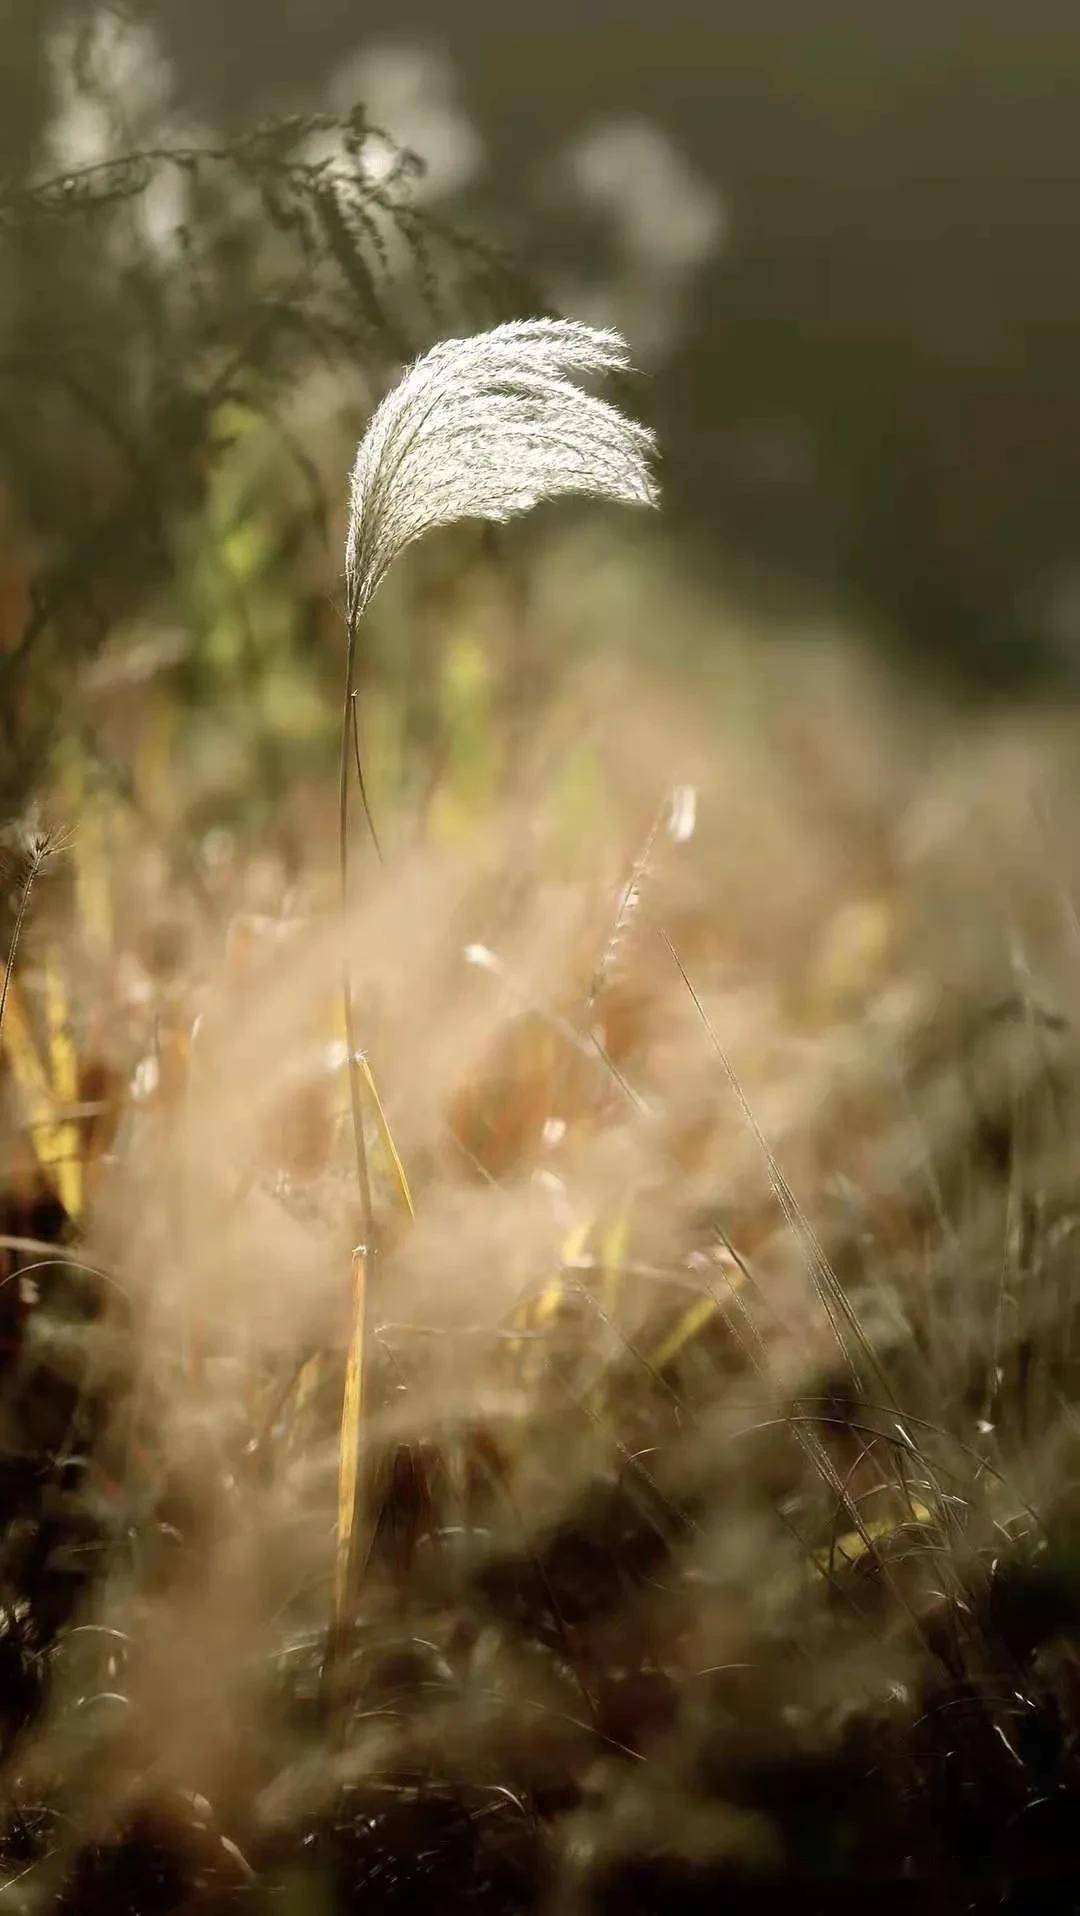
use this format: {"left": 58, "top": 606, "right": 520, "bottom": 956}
{"left": 344, "top": 318, "right": 658, "bottom": 617}
{"left": 334, "top": 319, "right": 659, "bottom": 1622}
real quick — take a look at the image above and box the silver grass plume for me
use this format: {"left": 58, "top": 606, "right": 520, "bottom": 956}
{"left": 334, "top": 323, "right": 658, "bottom": 1623}
{"left": 345, "top": 318, "right": 658, "bottom": 616}
{"left": 337, "top": 319, "right": 659, "bottom": 1200}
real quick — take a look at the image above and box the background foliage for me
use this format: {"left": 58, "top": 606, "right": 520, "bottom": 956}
{"left": 5, "top": 10, "right": 1080, "bottom": 1914}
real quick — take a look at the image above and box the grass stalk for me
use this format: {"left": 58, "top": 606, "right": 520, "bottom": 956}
{"left": 334, "top": 601, "right": 377, "bottom": 1642}
{"left": 0, "top": 834, "right": 47, "bottom": 1048}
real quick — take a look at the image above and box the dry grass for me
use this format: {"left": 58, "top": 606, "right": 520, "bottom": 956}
{"left": 3, "top": 602, "right": 1080, "bottom": 1909}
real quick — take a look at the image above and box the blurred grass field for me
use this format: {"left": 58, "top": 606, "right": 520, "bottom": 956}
{"left": 6, "top": 482, "right": 1080, "bottom": 1906}
{"left": 6, "top": 51, "right": 1080, "bottom": 1915}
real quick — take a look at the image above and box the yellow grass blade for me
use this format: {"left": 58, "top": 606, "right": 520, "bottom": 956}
{"left": 328, "top": 1041, "right": 412, "bottom": 1628}
{"left": 648, "top": 1294, "right": 719, "bottom": 1372}
{"left": 647, "top": 1252, "right": 750, "bottom": 1373}
{"left": 335, "top": 1246, "right": 368, "bottom": 1626}
{"left": 540, "top": 1218, "right": 592, "bottom": 1325}
{"left": 44, "top": 950, "right": 83, "bottom": 1222}
{"left": 2, "top": 974, "right": 83, "bottom": 1220}
{"left": 519, "top": 1217, "right": 592, "bottom": 1382}
{"left": 1, "top": 978, "right": 49, "bottom": 1107}
{"left": 358, "top": 1055, "right": 414, "bottom": 1218}
{"left": 814, "top": 1499, "right": 934, "bottom": 1575}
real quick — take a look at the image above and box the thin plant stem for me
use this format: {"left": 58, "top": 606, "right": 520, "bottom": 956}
{"left": 0, "top": 837, "right": 51, "bottom": 1047}
{"left": 335, "top": 599, "right": 377, "bottom": 1640}
{"left": 339, "top": 604, "right": 375, "bottom": 1244}
{"left": 351, "top": 691, "right": 384, "bottom": 865}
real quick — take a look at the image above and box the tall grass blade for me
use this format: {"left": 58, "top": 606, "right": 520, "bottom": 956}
{"left": 333, "top": 320, "right": 658, "bottom": 1632}
{"left": 335, "top": 1246, "right": 369, "bottom": 1629}
{"left": 358, "top": 1054, "right": 414, "bottom": 1219}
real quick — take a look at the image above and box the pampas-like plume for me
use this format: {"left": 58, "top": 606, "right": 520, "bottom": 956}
{"left": 334, "top": 320, "right": 658, "bottom": 1632}
{"left": 345, "top": 318, "right": 658, "bottom": 615}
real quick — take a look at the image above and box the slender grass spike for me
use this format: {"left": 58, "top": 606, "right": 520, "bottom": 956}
{"left": 334, "top": 319, "right": 659, "bottom": 1632}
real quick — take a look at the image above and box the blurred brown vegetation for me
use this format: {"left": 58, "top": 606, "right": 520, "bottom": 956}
{"left": 6, "top": 11, "right": 1080, "bottom": 1914}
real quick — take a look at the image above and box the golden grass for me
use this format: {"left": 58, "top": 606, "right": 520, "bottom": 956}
{"left": 4, "top": 572, "right": 1080, "bottom": 1902}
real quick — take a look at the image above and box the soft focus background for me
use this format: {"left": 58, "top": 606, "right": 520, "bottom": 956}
{"left": 8, "top": 3, "right": 1080, "bottom": 690}
{"left": 7, "top": 8, "right": 1080, "bottom": 1911}
{"left": 9, "top": 1, "right": 1080, "bottom": 687}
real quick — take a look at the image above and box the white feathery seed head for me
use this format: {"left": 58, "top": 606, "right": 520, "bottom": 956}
{"left": 345, "top": 318, "right": 658, "bottom": 616}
